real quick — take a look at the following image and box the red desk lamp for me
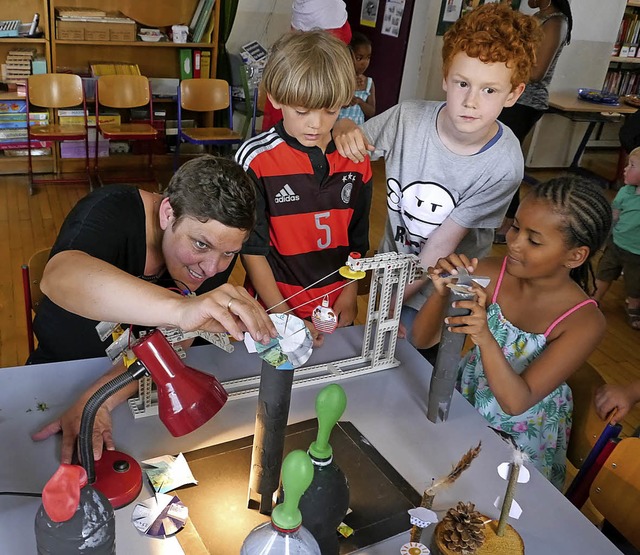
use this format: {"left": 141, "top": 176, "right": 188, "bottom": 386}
{"left": 78, "top": 329, "right": 228, "bottom": 508}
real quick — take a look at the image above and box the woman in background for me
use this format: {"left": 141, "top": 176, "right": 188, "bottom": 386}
{"left": 495, "top": 0, "right": 573, "bottom": 243}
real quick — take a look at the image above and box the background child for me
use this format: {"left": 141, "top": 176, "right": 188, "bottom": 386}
{"left": 236, "top": 30, "right": 373, "bottom": 344}
{"left": 339, "top": 32, "right": 376, "bottom": 125}
{"left": 412, "top": 176, "right": 612, "bottom": 489}
{"left": 333, "top": 4, "right": 542, "bottom": 346}
{"left": 593, "top": 146, "right": 640, "bottom": 329}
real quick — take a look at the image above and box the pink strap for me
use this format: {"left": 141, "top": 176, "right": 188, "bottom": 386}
{"left": 492, "top": 257, "right": 508, "bottom": 304}
{"left": 544, "top": 299, "right": 598, "bottom": 338}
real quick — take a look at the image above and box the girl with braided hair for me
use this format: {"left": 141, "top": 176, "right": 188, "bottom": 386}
{"left": 412, "top": 176, "right": 612, "bottom": 489}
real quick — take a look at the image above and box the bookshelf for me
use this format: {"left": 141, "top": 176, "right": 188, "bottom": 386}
{"left": 605, "top": 1, "right": 640, "bottom": 97}
{"left": 47, "top": 0, "right": 221, "bottom": 174}
{"left": 0, "top": 0, "right": 53, "bottom": 176}
{"left": 0, "top": 0, "right": 220, "bottom": 177}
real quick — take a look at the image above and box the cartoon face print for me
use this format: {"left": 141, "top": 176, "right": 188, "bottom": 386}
{"left": 387, "top": 178, "right": 456, "bottom": 241}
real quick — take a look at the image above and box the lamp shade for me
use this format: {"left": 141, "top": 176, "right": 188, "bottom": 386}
{"left": 132, "top": 330, "right": 228, "bottom": 436}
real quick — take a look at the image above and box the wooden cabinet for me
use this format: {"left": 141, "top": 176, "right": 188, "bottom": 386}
{"left": 0, "top": 0, "right": 53, "bottom": 175}
{"left": 48, "top": 0, "right": 221, "bottom": 174}
{"left": 49, "top": 0, "right": 220, "bottom": 80}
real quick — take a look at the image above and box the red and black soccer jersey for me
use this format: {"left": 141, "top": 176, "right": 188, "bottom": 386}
{"left": 236, "top": 121, "right": 372, "bottom": 319}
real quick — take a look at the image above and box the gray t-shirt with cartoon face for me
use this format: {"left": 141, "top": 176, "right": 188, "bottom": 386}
{"left": 362, "top": 100, "right": 523, "bottom": 309}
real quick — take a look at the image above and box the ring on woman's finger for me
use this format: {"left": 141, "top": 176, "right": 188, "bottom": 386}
{"left": 227, "top": 298, "right": 234, "bottom": 312}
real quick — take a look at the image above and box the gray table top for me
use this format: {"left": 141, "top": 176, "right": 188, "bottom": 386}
{"left": 0, "top": 327, "right": 621, "bottom": 554}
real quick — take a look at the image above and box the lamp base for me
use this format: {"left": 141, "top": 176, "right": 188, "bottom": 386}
{"left": 92, "top": 449, "right": 143, "bottom": 509}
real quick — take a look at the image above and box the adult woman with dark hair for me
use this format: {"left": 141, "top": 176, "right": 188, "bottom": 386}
{"left": 495, "top": 0, "right": 573, "bottom": 243}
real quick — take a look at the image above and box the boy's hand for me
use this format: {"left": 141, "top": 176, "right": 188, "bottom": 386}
{"left": 333, "top": 283, "right": 358, "bottom": 327}
{"left": 427, "top": 254, "right": 479, "bottom": 297}
{"left": 304, "top": 320, "right": 325, "bottom": 347}
{"left": 333, "top": 118, "right": 375, "bottom": 163}
{"left": 595, "top": 383, "right": 636, "bottom": 423}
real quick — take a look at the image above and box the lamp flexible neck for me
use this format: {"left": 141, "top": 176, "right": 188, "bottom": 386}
{"left": 79, "top": 362, "right": 145, "bottom": 483}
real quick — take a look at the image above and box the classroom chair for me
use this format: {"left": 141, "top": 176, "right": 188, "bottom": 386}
{"left": 26, "top": 73, "right": 91, "bottom": 196}
{"left": 95, "top": 75, "right": 158, "bottom": 187}
{"left": 589, "top": 437, "right": 640, "bottom": 551}
{"left": 175, "top": 78, "right": 243, "bottom": 169}
{"left": 564, "top": 363, "right": 622, "bottom": 509}
{"left": 21, "top": 247, "right": 51, "bottom": 354}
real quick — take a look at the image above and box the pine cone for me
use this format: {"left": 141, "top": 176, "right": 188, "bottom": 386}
{"left": 440, "top": 502, "right": 486, "bottom": 554}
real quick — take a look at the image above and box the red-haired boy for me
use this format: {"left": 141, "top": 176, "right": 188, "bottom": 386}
{"left": 334, "top": 4, "right": 542, "bottom": 344}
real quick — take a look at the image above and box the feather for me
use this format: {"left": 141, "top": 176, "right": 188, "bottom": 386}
{"left": 426, "top": 441, "right": 482, "bottom": 495}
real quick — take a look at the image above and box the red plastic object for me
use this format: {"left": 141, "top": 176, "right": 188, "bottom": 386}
{"left": 132, "top": 330, "right": 228, "bottom": 437}
{"left": 42, "top": 464, "right": 88, "bottom": 522}
{"left": 92, "top": 449, "right": 143, "bottom": 509}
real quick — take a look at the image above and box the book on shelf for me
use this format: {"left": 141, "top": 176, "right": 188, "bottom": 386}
{"left": 193, "top": 0, "right": 215, "bottom": 43}
{"left": 0, "top": 112, "right": 48, "bottom": 121}
{"left": 0, "top": 120, "right": 47, "bottom": 129}
{"left": 189, "top": 0, "right": 207, "bottom": 32}
{"left": 2, "top": 147, "right": 51, "bottom": 157}
{"left": 200, "top": 51, "right": 211, "bottom": 79}
{"left": 0, "top": 139, "right": 52, "bottom": 150}
{"left": 179, "top": 49, "right": 193, "bottom": 80}
{"left": 193, "top": 50, "right": 202, "bottom": 78}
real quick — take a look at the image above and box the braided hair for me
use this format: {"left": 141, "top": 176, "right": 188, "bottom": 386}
{"left": 528, "top": 176, "right": 612, "bottom": 294}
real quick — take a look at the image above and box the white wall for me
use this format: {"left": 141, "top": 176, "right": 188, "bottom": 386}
{"left": 227, "top": 0, "right": 290, "bottom": 54}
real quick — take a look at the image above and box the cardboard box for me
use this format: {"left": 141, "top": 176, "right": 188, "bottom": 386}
{"left": 56, "top": 18, "right": 136, "bottom": 42}
{"left": 109, "top": 22, "right": 135, "bottom": 42}
{"left": 56, "top": 20, "right": 84, "bottom": 40}
{"left": 59, "top": 114, "right": 121, "bottom": 127}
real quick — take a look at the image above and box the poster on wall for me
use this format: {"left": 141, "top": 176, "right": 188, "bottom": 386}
{"left": 436, "top": 0, "right": 521, "bottom": 35}
{"left": 381, "top": 0, "right": 406, "bottom": 38}
{"left": 360, "top": 0, "right": 380, "bottom": 28}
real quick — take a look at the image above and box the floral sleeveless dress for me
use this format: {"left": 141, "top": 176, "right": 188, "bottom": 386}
{"left": 457, "top": 259, "right": 595, "bottom": 490}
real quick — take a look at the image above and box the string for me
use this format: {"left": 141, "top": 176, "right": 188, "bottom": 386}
{"left": 265, "top": 268, "right": 342, "bottom": 313}
{"left": 279, "top": 279, "right": 356, "bottom": 316}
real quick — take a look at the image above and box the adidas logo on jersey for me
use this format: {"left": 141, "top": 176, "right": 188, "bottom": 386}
{"left": 275, "top": 184, "right": 299, "bottom": 203}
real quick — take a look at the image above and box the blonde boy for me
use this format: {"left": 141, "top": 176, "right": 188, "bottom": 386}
{"left": 236, "top": 31, "right": 373, "bottom": 341}
{"left": 333, "top": 4, "right": 542, "bottom": 341}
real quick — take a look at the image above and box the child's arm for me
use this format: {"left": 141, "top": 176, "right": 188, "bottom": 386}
{"left": 404, "top": 217, "right": 469, "bottom": 302}
{"left": 241, "top": 254, "right": 290, "bottom": 313}
{"left": 333, "top": 118, "right": 376, "bottom": 163}
{"left": 453, "top": 292, "right": 606, "bottom": 415}
{"left": 333, "top": 281, "right": 359, "bottom": 327}
{"left": 356, "top": 80, "right": 376, "bottom": 119}
{"left": 595, "top": 382, "right": 640, "bottom": 424}
{"left": 612, "top": 208, "right": 620, "bottom": 226}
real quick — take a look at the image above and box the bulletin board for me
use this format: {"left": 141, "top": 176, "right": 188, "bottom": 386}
{"left": 436, "top": 0, "right": 522, "bottom": 36}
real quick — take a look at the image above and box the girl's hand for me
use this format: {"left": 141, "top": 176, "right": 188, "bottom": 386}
{"left": 594, "top": 383, "right": 636, "bottom": 423}
{"left": 355, "top": 74, "right": 367, "bottom": 89}
{"left": 427, "top": 255, "right": 478, "bottom": 297}
{"left": 445, "top": 282, "right": 493, "bottom": 347}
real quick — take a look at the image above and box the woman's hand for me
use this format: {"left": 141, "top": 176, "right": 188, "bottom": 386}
{"left": 175, "top": 284, "right": 277, "bottom": 344}
{"left": 32, "top": 394, "right": 115, "bottom": 465}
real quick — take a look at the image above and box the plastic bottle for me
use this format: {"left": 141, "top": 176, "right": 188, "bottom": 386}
{"left": 34, "top": 464, "right": 115, "bottom": 555}
{"left": 298, "top": 384, "right": 349, "bottom": 554}
{"left": 241, "top": 450, "right": 321, "bottom": 555}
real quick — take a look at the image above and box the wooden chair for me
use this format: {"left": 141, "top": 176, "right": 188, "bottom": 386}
{"left": 21, "top": 247, "right": 51, "bottom": 354}
{"left": 566, "top": 362, "right": 608, "bottom": 469}
{"left": 565, "top": 363, "right": 622, "bottom": 509}
{"left": 26, "top": 74, "right": 91, "bottom": 196}
{"left": 589, "top": 437, "right": 640, "bottom": 550}
{"left": 95, "top": 75, "right": 158, "bottom": 186}
{"left": 175, "top": 78, "right": 243, "bottom": 168}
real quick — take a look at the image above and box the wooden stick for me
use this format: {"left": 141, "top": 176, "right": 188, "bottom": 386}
{"left": 497, "top": 462, "right": 519, "bottom": 536}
